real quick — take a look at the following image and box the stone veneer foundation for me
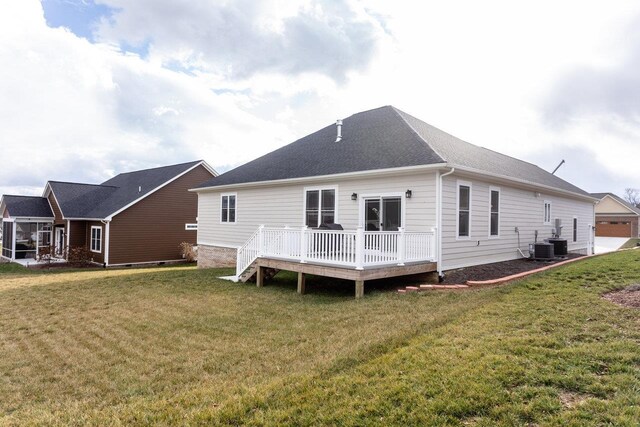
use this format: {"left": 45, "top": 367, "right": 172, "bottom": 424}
{"left": 197, "top": 245, "right": 237, "bottom": 268}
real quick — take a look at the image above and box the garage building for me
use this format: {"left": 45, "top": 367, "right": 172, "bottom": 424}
{"left": 591, "top": 193, "right": 640, "bottom": 238}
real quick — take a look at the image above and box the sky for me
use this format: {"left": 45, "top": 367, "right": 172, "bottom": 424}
{"left": 1, "top": 0, "right": 640, "bottom": 198}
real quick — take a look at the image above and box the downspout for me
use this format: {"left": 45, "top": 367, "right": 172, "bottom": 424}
{"left": 101, "top": 219, "right": 110, "bottom": 267}
{"left": 437, "top": 167, "right": 455, "bottom": 277}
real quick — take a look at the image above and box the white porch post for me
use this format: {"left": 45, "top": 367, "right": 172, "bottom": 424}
{"left": 300, "top": 226, "right": 308, "bottom": 264}
{"left": 355, "top": 225, "right": 365, "bottom": 270}
{"left": 12, "top": 222, "right": 16, "bottom": 261}
{"left": 257, "top": 224, "right": 265, "bottom": 257}
{"left": 66, "top": 219, "right": 71, "bottom": 260}
{"left": 397, "top": 227, "right": 405, "bottom": 266}
{"left": 104, "top": 220, "right": 110, "bottom": 266}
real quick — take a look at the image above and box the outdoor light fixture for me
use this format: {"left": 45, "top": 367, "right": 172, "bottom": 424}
{"left": 405, "top": 189, "right": 412, "bottom": 199}
{"left": 351, "top": 193, "right": 358, "bottom": 201}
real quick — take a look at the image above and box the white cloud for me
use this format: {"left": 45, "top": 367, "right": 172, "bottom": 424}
{"left": 2, "top": 0, "right": 640, "bottom": 200}
{"left": 94, "top": 0, "right": 384, "bottom": 81}
{"left": 0, "top": 0, "right": 293, "bottom": 196}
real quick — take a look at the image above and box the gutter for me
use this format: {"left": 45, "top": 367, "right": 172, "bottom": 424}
{"left": 189, "top": 163, "right": 449, "bottom": 193}
{"left": 437, "top": 167, "right": 455, "bottom": 276}
{"left": 450, "top": 165, "right": 598, "bottom": 202}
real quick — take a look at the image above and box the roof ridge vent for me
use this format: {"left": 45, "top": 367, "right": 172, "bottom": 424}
{"left": 335, "top": 119, "right": 343, "bottom": 142}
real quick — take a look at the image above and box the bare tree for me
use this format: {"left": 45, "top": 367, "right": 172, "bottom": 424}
{"left": 623, "top": 188, "right": 640, "bottom": 207}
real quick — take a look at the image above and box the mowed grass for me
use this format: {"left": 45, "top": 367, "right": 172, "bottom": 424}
{"left": 621, "top": 238, "right": 640, "bottom": 250}
{"left": 0, "top": 252, "right": 639, "bottom": 426}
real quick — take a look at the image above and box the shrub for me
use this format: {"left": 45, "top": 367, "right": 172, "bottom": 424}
{"left": 180, "top": 242, "right": 197, "bottom": 262}
{"left": 67, "top": 246, "right": 93, "bottom": 266}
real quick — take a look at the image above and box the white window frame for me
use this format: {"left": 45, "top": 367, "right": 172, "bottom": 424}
{"left": 303, "top": 186, "right": 338, "bottom": 227}
{"left": 543, "top": 200, "right": 552, "bottom": 225}
{"left": 489, "top": 186, "right": 500, "bottom": 238}
{"left": 220, "top": 193, "right": 237, "bottom": 224}
{"left": 185, "top": 223, "right": 198, "bottom": 230}
{"left": 573, "top": 216, "right": 578, "bottom": 242}
{"left": 456, "top": 180, "right": 472, "bottom": 240}
{"left": 90, "top": 226, "right": 102, "bottom": 253}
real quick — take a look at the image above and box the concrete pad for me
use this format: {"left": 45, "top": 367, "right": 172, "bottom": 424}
{"left": 594, "top": 237, "right": 629, "bottom": 254}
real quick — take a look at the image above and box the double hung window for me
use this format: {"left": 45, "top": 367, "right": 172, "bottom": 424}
{"left": 305, "top": 189, "right": 335, "bottom": 227}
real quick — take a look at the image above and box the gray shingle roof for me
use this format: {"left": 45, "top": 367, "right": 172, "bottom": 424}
{"left": 49, "top": 161, "right": 203, "bottom": 219}
{"left": 1, "top": 195, "right": 54, "bottom": 218}
{"left": 196, "top": 106, "right": 590, "bottom": 197}
{"left": 196, "top": 106, "right": 444, "bottom": 188}
{"left": 590, "top": 192, "right": 640, "bottom": 215}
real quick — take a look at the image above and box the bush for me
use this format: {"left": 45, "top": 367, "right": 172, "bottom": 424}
{"left": 180, "top": 242, "right": 197, "bottom": 262}
{"left": 67, "top": 246, "right": 93, "bottom": 266}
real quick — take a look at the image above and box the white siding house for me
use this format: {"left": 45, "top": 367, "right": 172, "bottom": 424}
{"left": 192, "top": 106, "right": 596, "bottom": 295}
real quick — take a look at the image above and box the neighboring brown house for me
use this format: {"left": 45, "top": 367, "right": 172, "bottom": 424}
{"left": 590, "top": 192, "right": 640, "bottom": 238}
{"left": 1, "top": 160, "right": 216, "bottom": 266}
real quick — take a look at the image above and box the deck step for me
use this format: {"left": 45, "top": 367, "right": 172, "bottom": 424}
{"left": 238, "top": 262, "right": 280, "bottom": 284}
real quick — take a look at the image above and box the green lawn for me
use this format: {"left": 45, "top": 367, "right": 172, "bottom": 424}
{"left": 0, "top": 252, "right": 639, "bottom": 426}
{"left": 621, "top": 238, "right": 640, "bottom": 250}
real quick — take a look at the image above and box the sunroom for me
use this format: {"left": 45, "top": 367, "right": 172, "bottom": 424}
{"left": 0, "top": 195, "right": 55, "bottom": 263}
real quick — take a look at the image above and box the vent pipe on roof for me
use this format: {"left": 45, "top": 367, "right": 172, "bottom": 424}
{"left": 551, "top": 159, "right": 565, "bottom": 175}
{"left": 335, "top": 119, "right": 343, "bottom": 142}
{"left": 138, "top": 186, "right": 142, "bottom": 193}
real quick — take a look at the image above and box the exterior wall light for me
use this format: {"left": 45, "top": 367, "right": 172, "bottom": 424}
{"left": 405, "top": 190, "right": 412, "bottom": 199}
{"left": 351, "top": 193, "right": 358, "bottom": 201}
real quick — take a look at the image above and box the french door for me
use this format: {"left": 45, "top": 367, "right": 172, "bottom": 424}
{"left": 55, "top": 227, "right": 65, "bottom": 256}
{"left": 364, "top": 197, "right": 402, "bottom": 231}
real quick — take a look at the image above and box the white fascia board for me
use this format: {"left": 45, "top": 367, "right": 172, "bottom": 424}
{"left": 11, "top": 217, "right": 55, "bottom": 222}
{"left": 449, "top": 165, "right": 599, "bottom": 202}
{"left": 65, "top": 217, "right": 105, "bottom": 221}
{"left": 106, "top": 161, "right": 209, "bottom": 220}
{"left": 199, "top": 160, "right": 219, "bottom": 177}
{"left": 43, "top": 183, "right": 68, "bottom": 220}
{"left": 190, "top": 163, "right": 449, "bottom": 193}
{"left": 41, "top": 182, "right": 52, "bottom": 198}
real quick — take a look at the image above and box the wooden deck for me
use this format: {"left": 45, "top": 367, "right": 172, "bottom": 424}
{"left": 255, "top": 258, "right": 438, "bottom": 298}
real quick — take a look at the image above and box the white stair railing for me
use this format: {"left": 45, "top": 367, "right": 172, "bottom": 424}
{"left": 235, "top": 225, "right": 262, "bottom": 278}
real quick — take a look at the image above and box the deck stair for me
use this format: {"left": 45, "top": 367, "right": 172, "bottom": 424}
{"left": 238, "top": 261, "right": 280, "bottom": 283}
{"left": 397, "top": 284, "right": 469, "bottom": 293}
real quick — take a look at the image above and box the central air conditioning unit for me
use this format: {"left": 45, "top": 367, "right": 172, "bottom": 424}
{"left": 547, "top": 238, "right": 568, "bottom": 256}
{"left": 529, "top": 242, "right": 555, "bottom": 260}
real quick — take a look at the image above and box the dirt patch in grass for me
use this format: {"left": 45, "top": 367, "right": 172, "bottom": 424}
{"left": 602, "top": 284, "right": 640, "bottom": 308}
{"left": 559, "top": 391, "right": 591, "bottom": 408}
{"left": 442, "top": 253, "right": 583, "bottom": 284}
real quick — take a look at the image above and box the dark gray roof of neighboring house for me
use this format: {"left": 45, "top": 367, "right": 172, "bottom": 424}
{"left": 1, "top": 195, "right": 54, "bottom": 218}
{"left": 49, "top": 160, "right": 203, "bottom": 219}
{"left": 48, "top": 182, "right": 118, "bottom": 218}
{"left": 590, "top": 192, "right": 640, "bottom": 215}
{"left": 196, "top": 106, "right": 590, "bottom": 197}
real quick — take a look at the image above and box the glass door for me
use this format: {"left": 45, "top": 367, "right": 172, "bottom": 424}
{"left": 364, "top": 199, "right": 381, "bottom": 231}
{"left": 55, "top": 227, "right": 65, "bottom": 256}
{"left": 364, "top": 197, "right": 402, "bottom": 231}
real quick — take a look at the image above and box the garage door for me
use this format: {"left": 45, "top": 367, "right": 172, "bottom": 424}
{"left": 596, "top": 221, "right": 631, "bottom": 237}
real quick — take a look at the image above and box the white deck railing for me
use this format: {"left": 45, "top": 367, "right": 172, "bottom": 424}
{"left": 236, "top": 226, "right": 437, "bottom": 278}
